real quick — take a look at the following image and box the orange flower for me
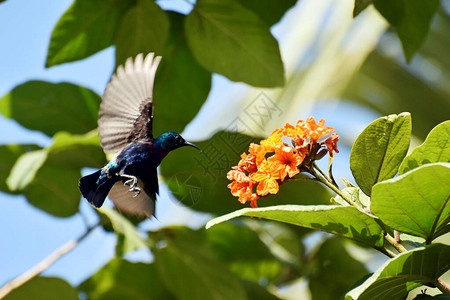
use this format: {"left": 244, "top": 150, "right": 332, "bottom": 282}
{"left": 249, "top": 143, "right": 266, "bottom": 165}
{"left": 250, "top": 160, "right": 283, "bottom": 196}
{"left": 282, "top": 123, "right": 303, "bottom": 138}
{"left": 297, "top": 117, "right": 334, "bottom": 142}
{"left": 268, "top": 145, "right": 304, "bottom": 179}
{"left": 323, "top": 133, "right": 340, "bottom": 157}
{"left": 238, "top": 153, "right": 257, "bottom": 173}
{"left": 260, "top": 130, "right": 283, "bottom": 152}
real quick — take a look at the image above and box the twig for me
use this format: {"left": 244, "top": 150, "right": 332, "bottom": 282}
{"left": 384, "top": 232, "right": 407, "bottom": 253}
{"left": 0, "top": 223, "right": 99, "bottom": 299}
{"left": 436, "top": 277, "right": 450, "bottom": 294}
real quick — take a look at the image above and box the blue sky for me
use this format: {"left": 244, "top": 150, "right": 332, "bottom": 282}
{"left": 0, "top": 0, "right": 384, "bottom": 289}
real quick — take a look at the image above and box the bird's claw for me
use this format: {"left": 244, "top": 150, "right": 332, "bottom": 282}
{"left": 122, "top": 175, "right": 140, "bottom": 197}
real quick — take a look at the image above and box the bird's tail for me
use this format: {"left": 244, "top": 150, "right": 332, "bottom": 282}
{"left": 79, "top": 170, "right": 115, "bottom": 208}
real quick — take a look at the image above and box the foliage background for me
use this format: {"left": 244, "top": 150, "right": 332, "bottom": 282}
{"left": 0, "top": 0, "right": 449, "bottom": 299}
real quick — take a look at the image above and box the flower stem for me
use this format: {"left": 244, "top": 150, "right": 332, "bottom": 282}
{"left": 310, "top": 166, "right": 360, "bottom": 210}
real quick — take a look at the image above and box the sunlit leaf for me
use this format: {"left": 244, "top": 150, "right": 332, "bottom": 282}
{"left": 7, "top": 131, "right": 105, "bottom": 217}
{"left": 371, "top": 163, "right": 450, "bottom": 242}
{"left": 46, "top": 0, "right": 134, "bottom": 67}
{"left": 79, "top": 258, "right": 174, "bottom": 300}
{"left": 97, "top": 206, "right": 148, "bottom": 255}
{"left": 350, "top": 113, "right": 411, "bottom": 195}
{"left": 346, "top": 243, "right": 450, "bottom": 300}
{"left": 115, "top": 0, "right": 169, "bottom": 66}
{"left": 206, "top": 205, "right": 385, "bottom": 248}
{"left": 0, "top": 144, "right": 40, "bottom": 194}
{"left": 153, "top": 227, "right": 248, "bottom": 300}
{"left": 399, "top": 120, "right": 450, "bottom": 175}
{"left": 374, "top": 0, "right": 440, "bottom": 61}
{"left": 184, "top": 0, "right": 285, "bottom": 87}
{"left": 0, "top": 81, "right": 100, "bottom": 136}
{"left": 4, "top": 277, "right": 79, "bottom": 300}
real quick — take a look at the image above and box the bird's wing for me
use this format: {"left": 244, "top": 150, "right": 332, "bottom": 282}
{"left": 99, "top": 53, "right": 161, "bottom": 154}
{"left": 108, "top": 179, "right": 156, "bottom": 218}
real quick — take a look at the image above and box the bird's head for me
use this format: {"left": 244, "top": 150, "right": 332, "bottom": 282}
{"left": 156, "top": 131, "right": 199, "bottom": 152}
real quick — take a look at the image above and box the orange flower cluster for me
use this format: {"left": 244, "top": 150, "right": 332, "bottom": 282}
{"left": 227, "top": 117, "right": 339, "bottom": 207}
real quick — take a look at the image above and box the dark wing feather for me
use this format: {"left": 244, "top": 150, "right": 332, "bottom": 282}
{"left": 98, "top": 53, "right": 161, "bottom": 154}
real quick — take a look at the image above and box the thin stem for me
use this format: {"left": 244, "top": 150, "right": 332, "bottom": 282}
{"left": 0, "top": 223, "right": 100, "bottom": 299}
{"left": 313, "top": 163, "right": 335, "bottom": 187}
{"left": 435, "top": 277, "right": 450, "bottom": 294}
{"left": 310, "top": 167, "right": 360, "bottom": 210}
{"left": 384, "top": 232, "right": 407, "bottom": 253}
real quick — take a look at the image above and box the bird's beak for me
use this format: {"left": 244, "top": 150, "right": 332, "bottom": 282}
{"left": 185, "top": 141, "right": 200, "bottom": 150}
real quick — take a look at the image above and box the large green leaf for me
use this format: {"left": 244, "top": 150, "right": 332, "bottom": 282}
{"left": 160, "top": 131, "right": 330, "bottom": 216}
{"left": 374, "top": 0, "right": 440, "bottom": 61}
{"left": 184, "top": 0, "right": 285, "bottom": 87}
{"left": 0, "top": 81, "right": 101, "bottom": 136}
{"left": 350, "top": 113, "right": 411, "bottom": 196}
{"left": 152, "top": 12, "right": 211, "bottom": 137}
{"left": 309, "top": 238, "right": 369, "bottom": 300}
{"left": 371, "top": 163, "right": 450, "bottom": 242}
{"left": 46, "top": 0, "right": 134, "bottom": 67}
{"left": 153, "top": 227, "right": 248, "bottom": 300}
{"left": 206, "top": 205, "right": 385, "bottom": 248}
{"left": 346, "top": 243, "right": 450, "bottom": 300}
{"left": 0, "top": 144, "right": 40, "bottom": 194}
{"left": 235, "top": 0, "right": 297, "bottom": 26}
{"left": 115, "top": 0, "right": 169, "bottom": 67}
{"left": 4, "top": 277, "right": 79, "bottom": 300}
{"left": 79, "top": 258, "right": 174, "bottom": 300}
{"left": 96, "top": 206, "right": 148, "bottom": 255}
{"left": 399, "top": 120, "right": 450, "bottom": 175}
{"left": 7, "top": 131, "right": 105, "bottom": 217}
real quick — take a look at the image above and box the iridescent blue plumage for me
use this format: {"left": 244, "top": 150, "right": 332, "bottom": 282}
{"left": 79, "top": 54, "right": 199, "bottom": 218}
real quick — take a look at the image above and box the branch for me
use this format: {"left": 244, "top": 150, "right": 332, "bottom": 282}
{"left": 0, "top": 223, "right": 99, "bottom": 299}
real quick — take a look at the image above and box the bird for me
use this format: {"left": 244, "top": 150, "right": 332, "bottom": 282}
{"left": 79, "top": 53, "right": 199, "bottom": 218}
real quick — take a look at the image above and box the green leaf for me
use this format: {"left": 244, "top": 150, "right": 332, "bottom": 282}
{"left": 399, "top": 120, "right": 450, "bottom": 175}
{"left": 160, "top": 131, "right": 330, "bottom": 216}
{"left": 332, "top": 187, "right": 371, "bottom": 210}
{"left": 374, "top": 0, "right": 440, "bottom": 61}
{"left": 235, "top": 0, "right": 297, "bottom": 26}
{"left": 46, "top": 0, "right": 134, "bottom": 67}
{"left": 7, "top": 131, "right": 105, "bottom": 217}
{"left": 152, "top": 11, "right": 211, "bottom": 136}
{"left": 346, "top": 243, "right": 450, "bottom": 300}
{"left": 0, "top": 81, "right": 101, "bottom": 136}
{"left": 184, "top": 0, "right": 285, "bottom": 87}
{"left": 371, "top": 163, "right": 450, "bottom": 242}
{"left": 0, "top": 144, "right": 40, "bottom": 194}
{"left": 97, "top": 206, "right": 148, "bottom": 255}
{"left": 353, "top": 0, "right": 374, "bottom": 17}
{"left": 153, "top": 227, "right": 248, "bottom": 300}
{"left": 350, "top": 113, "right": 411, "bottom": 196}
{"left": 4, "top": 276, "right": 79, "bottom": 300}
{"left": 115, "top": 0, "right": 169, "bottom": 67}
{"left": 79, "top": 258, "right": 174, "bottom": 300}
{"left": 206, "top": 205, "right": 385, "bottom": 248}
{"left": 309, "top": 238, "right": 369, "bottom": 300}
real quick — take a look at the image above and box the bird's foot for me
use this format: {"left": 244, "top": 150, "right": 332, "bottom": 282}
{"left": 121, "top": 174, "right": 140, "bottom": 197}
